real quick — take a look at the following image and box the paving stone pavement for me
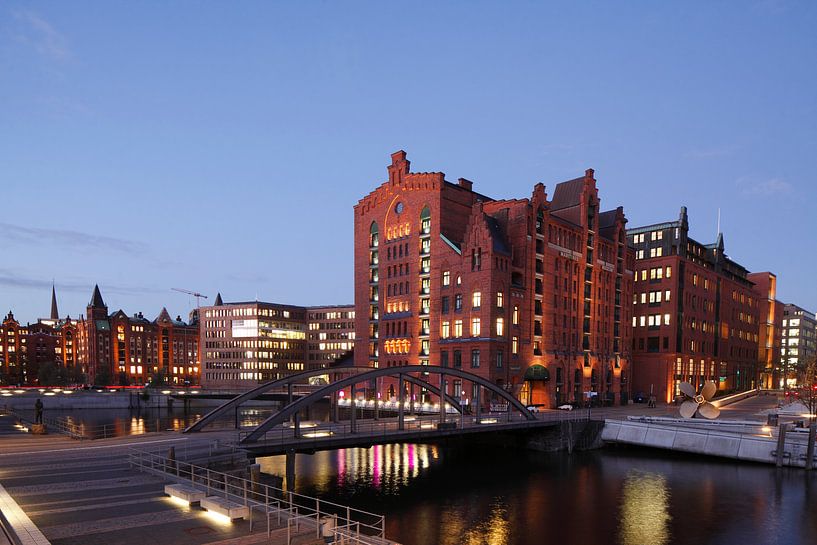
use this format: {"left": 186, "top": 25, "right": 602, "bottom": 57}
{"left": 0, "top": 414, "right": 317, "bottom": 545}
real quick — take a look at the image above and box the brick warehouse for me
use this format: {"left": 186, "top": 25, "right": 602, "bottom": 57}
{"left": 354, "top": 151, "right": 635, "bottom": 408}
{"left": 627, "top": 207, "right": 764, "bottom": 403}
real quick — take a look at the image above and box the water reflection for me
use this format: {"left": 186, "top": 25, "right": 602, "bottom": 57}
{"left": 258, "top": 443, "right": 437, "bottom": 495}
{"left": 257, "top": 444, "right": 817, "bottom": 545}
{"left": 618, "top": 471, "right": 670, "bottom": 545}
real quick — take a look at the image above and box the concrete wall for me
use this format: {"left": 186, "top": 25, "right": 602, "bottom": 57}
{"left": 602, "top": 418, "right": 816, "bottom": 468}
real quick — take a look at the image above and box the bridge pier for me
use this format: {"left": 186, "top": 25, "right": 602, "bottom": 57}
{"left": 332, "top": 391, "right": 339, "bottom": 423}
{"left": 374, "top": 381, "right": 380, "bottom": 421}
{"left": 398, "top": 374, "right": 405, "bottom": 431}
{"left": 410, "top": 382, "right": 415, "bottom": 415}
{"left": 294, "top": 412, "right": 300, "bottom": 439}
{"left": 350, "top": 384, "right": 357, "bottom": 433}
{"left": 285, "top": 450, "right": 296, "bottom": 493}
{"left": 439, "top": 375, "right": 446, "bottom": 423}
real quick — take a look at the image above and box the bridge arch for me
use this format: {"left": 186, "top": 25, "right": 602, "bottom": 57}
{"left": 184, "top": 366, "right": 368, "bottom": 433}
{"left": 240, "top": 365, "right": 534, "bottom": 444}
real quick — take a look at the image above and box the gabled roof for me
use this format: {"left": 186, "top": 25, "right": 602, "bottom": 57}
{"left": 214, "top": 293, "right": 223, "bottom": 306}
{"left": 484, "top": 215, "right": 511, "bottom": 256}
{"left": 550, "top": 178, "right": 585, "bottom": 211}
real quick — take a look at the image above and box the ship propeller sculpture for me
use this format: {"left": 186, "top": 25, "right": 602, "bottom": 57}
{"left": 679, "top": 380, "right": 720, "bottom": 419}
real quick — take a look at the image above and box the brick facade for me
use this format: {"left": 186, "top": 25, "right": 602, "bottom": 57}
{"left": 354, "top": 151, "right": 634, "bottom": 408}
{"left": 628, "top": 207, "right": 762, "bottom": 402}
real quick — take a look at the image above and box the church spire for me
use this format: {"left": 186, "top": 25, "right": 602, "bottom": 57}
{"left": 50, "top": 283, "right": 59, "bottom": 320}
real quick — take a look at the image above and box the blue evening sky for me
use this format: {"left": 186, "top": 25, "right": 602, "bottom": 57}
{"left": 1, "top": 1, "right": 815, "bottom": 323}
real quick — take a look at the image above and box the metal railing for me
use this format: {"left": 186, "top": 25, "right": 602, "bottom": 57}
{"left": 9, "top": 409, "right": 121, "bottom": 440}
{"left": 238, "top": 409, "right": 590, "bottom": 447}
{"left": 127, "top": 448, "right": 386, "bottom": 543}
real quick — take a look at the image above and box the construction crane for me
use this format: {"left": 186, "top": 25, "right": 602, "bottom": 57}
{"left": 171, "top": 288, "right": 209, "bottom": 308}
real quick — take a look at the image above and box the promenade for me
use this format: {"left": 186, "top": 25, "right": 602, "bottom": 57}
{"left": 0, "top": 413, "right": 324, "bottom": 545}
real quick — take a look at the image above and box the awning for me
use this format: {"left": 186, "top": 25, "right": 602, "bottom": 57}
{"left": 524, "top": 364, "right": 550, "bottom": 381}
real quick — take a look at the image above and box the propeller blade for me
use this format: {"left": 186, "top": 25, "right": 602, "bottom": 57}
{"left": 698, "top": 402, "right": 720, "bottom": 420}
{"left": 701, "top": 381, "right": 717, "bottom": 401}
{"left": 679, "top": 382, "right": 696, "bottom": 398}
{"left": 679, "top": 400, "right": 698, "bottom": 419}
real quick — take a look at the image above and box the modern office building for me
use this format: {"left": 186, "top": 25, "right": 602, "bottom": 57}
{"left": 748, "top": 272, "right": 783, "bottom": 389}
{"left": 354, "top": 151, "right": 634, "bottom": 408}
{"left": 306, "top": 305, "right": 355, "bottom": 368}
{"left": 628, "top": 207, "right": 760, "bottom": 402}
{"left": 780, "top": 303, "right": 817, "bottom": 388}
{"left": 199, "top": 296, "right": 307, "bottom": 390}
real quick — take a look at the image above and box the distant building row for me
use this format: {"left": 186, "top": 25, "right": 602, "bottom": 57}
{"left": 0, "top": 286, "right": 355, "bottom": 389}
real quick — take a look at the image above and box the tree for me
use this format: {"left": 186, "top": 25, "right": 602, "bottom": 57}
{"left": 117, "top": 371, "right": 131, "bottom": 387}
{"left": 801, "top": 357, "right": 817, "bottom": 416}
{"left": 147, "top": 368, "right": 168, "bottom": 389}
{"left": 95, "top": 364, "right": 112, "bottom": 387}
{"left": 38, "top": 361, "right": 67, "bottom": 386}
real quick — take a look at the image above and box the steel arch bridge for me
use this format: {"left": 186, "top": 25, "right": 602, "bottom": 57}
{"left": 185, "top": 365, "right": 468, "bottom": 434}
{"left": 186, "top": 366, "right": 534, "bottom": 442}
{"left": 238, "top": 365, "right": 534, "bottom": 444}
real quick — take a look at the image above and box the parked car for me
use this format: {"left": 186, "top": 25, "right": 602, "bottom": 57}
{"left": 526, "top": 405, "right": 541, "bottom": 413}
{"left": 557, "top": 404, "right": 574, "bottom": 411}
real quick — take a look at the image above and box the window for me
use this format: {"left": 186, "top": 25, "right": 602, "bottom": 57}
{"left": 472, "top": 291, "right": 482, "bottom": 308}
{"left": 512, "top": 336, "right": 519, "bottom": 354}
{"left": 650, "top": 247, "right": 663, "bottom": 258}
{"left": 441, "top": 351, "right": 449, "bottom": 367}
{"left": 471, "top": 349, "right": 480, "bottom": 368}
{"left": 441, "top": 321, "right": 450, "bottom": 339}
{"left": 665, "top": 290, "right": 671, "bottom": 302}
{"left": 456, "top": 275, "right": 462, "bottom": 286}
{"left": 455, "top": 294, "right": 463, "bottom": 311}
{"left": 442, "top": 271, "right": 450, "bottom": 286}
{"left": 496, "top": 318, "right": 504, "bottom": 336}
{"left": 441, "top": 296, "right": 450, "bottom": 314}
{"left": 453, "top": 350, "right": 462, "bottom": 368}
{"left": 665, "top": 266, "right": 672, "bottom": 278}
{"left": 471, "top": 318, "right": 481, "bottom": 336}
{"left": 496, "top": 350, "right": 503, "bottom": 368}
{"left": 664, "top": 314, "right": 671, "bottom": 326}
{"left": 513, "top": 305, "right": 519, "bottom": 325}
{"left": 454, "top": 320, "right": 463, "bottom": 337}
{"left": 497, "top": 291, "right": 504, "bottom": 308}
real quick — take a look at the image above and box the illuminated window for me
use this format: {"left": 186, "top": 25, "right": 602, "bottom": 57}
{"left": 456, "top": 275, "right": 462, "bottom": 285}
{"left": 454, "top": 320, "right": 463, "bottom": 337}
{"left": 472, "top": 291, "right": 482, "bottom": 308}
{"left": 512, "top": 336, "right": 519, "bottom": 354}
{"left": 441, "top": 321, "right": 450, "bottom": 338}
{"left": 496, "top": 291, "right": 504, "bottom": 308}
{"left": 471, "top": 318, "right": 481, "bottom": 336}
{"left": 455, "top": 294, "right": 463, "bottom": 311}
{"left": 513, "top": 305, "right": 519, "bottom": 325}
{"left": 496, "top": 318, "right": 504, "bottom": 336}
{"left": 442, "top": 271, "right": 450, "bottom": 286}
{"left": 665, "top": 266, "right": 672, "bottom": 278}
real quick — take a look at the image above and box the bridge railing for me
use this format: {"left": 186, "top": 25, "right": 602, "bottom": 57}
{"left": 128, "top": 447, "right": 386, "bottom": 541}
{"left": 237, "top": 408, "right": 590, "bottom": 447}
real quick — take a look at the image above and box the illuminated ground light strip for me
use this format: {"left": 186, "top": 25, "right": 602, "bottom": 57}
{"left": 202, "top": 509, "right": 234, "bottom": 526}
{"left": 302, "top": 431, "right": 333, "bottom": 438}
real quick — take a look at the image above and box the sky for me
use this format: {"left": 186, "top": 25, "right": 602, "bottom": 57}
{"left": 1, "top": 1, "right": 815, "bottom": 323}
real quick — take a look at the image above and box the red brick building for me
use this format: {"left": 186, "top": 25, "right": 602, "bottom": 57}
{"left": 628, "top": 207, "right": 761, "bottom": 402}
{"left": 747, "top": 272, "right": 783, "bottom": 389}
{"left": 354, "top": 151, "right": 635, "bottom": 408}
{"left": 77, "top": 285, "right": 200, "bottom": 386}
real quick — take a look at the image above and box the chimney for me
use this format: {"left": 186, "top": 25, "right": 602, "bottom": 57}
{"left": 458, "top": 178, "right": 473, "bottom": 191}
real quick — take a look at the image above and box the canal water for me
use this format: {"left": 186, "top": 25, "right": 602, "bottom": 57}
{"left": 257, "top": 443, "right": 817, "bottom": 545}
{"left": 16, "top": 408, "right": 816, "bottom": 544}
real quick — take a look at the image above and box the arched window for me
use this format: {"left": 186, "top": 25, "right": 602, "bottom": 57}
{"left": 536, "top": 207, "right": 544, "bottom": 234}
{"left": 369, "top": 222, "right": 379, "bottom": 247}
{"left": 420, "top": 206, "right": 431, "bottom": 234}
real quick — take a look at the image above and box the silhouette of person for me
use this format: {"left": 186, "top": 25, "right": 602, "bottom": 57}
{"left": 35, "top": 398, "right": 43, "bottom": 424}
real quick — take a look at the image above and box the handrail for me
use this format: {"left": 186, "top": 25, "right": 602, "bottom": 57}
{"left": 9, "top": 409, "right": 121, "bottom": 440}
{"left": 127, "top": 447, "right": 385, "bottom": 540}
{"left": 237, "top": 409, "right": 590, "bottom": 448}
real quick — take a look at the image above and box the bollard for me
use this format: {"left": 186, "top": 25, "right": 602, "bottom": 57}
{"left": 776, "top": 423, "right": 788, "bottom": 467}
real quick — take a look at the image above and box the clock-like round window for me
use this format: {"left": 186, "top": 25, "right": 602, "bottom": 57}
{"left": 395, "top": 202, "right": 404, "bottom": 214}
